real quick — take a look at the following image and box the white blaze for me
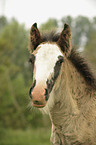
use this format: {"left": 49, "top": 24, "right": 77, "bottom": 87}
{"left": 35, "top": 43, "right": 63, "bottom": 84}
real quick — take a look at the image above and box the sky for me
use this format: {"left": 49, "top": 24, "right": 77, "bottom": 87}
{"left": 0, "top": 0, "right": 96, "bottom": 28}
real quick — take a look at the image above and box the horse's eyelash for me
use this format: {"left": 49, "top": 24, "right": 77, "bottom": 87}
{"left": 58, "top": 56, "right": 64, "bottom": 63}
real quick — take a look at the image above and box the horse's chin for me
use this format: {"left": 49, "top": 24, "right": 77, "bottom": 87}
{"left": 32, "top": 103, "right": 46, "bottom": 108}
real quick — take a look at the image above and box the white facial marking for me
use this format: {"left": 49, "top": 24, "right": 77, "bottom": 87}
{"left": 35, "top": 43, "right": 63, "bottom": 84}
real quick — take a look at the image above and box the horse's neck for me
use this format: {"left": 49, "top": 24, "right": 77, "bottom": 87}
{"left": 49, "top": 58, "right": 95, "bottom": 127}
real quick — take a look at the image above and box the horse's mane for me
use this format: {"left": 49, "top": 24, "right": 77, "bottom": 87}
{"left": 69, "top": 49, "right": 96, "bottom": 90}
{"left": 41, "top": 32, "right": 96, "bottom": 90}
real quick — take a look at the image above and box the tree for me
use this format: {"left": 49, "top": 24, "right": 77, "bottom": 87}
{"left": 84, "top": 26, "right": 96, "bottom": 69}
{"left": 61, "top": 15, "right": 73, "bottom": 28}
{"left": 0, "top": 18, "right": 29, "bottom": 129}
{"left": 39, "top": 18, "right": 58, "bottom": 32}
{"left": 72, "top": 16, "right": 91, "bottom": 47}
{"left": 0, "top": 16, "right": 8, "bottom": 33}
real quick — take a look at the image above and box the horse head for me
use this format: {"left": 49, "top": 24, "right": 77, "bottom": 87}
{"left": 28, "top": 23, "right": 72, "bottom": 108}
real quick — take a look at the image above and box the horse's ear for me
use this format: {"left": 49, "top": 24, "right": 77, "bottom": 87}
{"left": 57, "top": 24, "right": 72, "bottom": 55}
{"left": 29, "top": 23, "right": 42, "bottom": 52}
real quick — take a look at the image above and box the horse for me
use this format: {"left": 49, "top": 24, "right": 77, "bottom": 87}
{"left": 28, "top": 23, "right": 96, "bottom": 145}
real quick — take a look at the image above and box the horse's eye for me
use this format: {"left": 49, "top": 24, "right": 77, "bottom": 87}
{"left": 58, "top": 55, "right": 64, "bottom": 63}
{"left": 29, "top": 54, "right": 35, "bottom": 64}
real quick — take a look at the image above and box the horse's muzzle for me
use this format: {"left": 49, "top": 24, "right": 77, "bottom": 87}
{"left": 29, "top": 81, "right": 48, "bottom": 108}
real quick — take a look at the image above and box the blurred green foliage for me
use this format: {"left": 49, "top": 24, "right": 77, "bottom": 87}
{"left": 0, "top": 15, "right": 96, "bottom": 144}
{"left": 39, "top": 18, "right": 58, "bottom": 32}
{"left": 0, "top": 128, "right": 50, "bottom": 145}
{"left": 0, "top": 16, "right": 51, "bottom": 131}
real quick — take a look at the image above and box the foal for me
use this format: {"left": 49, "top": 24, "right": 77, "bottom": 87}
{"left": 28, "top": 23, "right": 96, "bottom": 145}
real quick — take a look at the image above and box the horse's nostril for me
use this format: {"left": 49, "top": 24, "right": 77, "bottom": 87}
{"left": 29, "top": 79, "right": 36, "bottom": 99}
{"left": 29, "top": 87, "right": 33, "bottom": 99}
{"left": 45, "top": 89, "right": 48, "bottom": 96}
{"left": 45, "top": 89, "right": 49, "bottom": 101}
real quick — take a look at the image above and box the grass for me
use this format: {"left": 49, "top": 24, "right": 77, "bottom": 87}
{"left": 0, "top": 128, "right": 51, "bottom": 145}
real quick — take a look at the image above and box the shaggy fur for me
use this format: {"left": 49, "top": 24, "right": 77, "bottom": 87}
{"left": 28, "top": 23, "right": 96, "bottom": 145}
{"left": 68, "top": 49, "right": 96, "bottom": 91}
